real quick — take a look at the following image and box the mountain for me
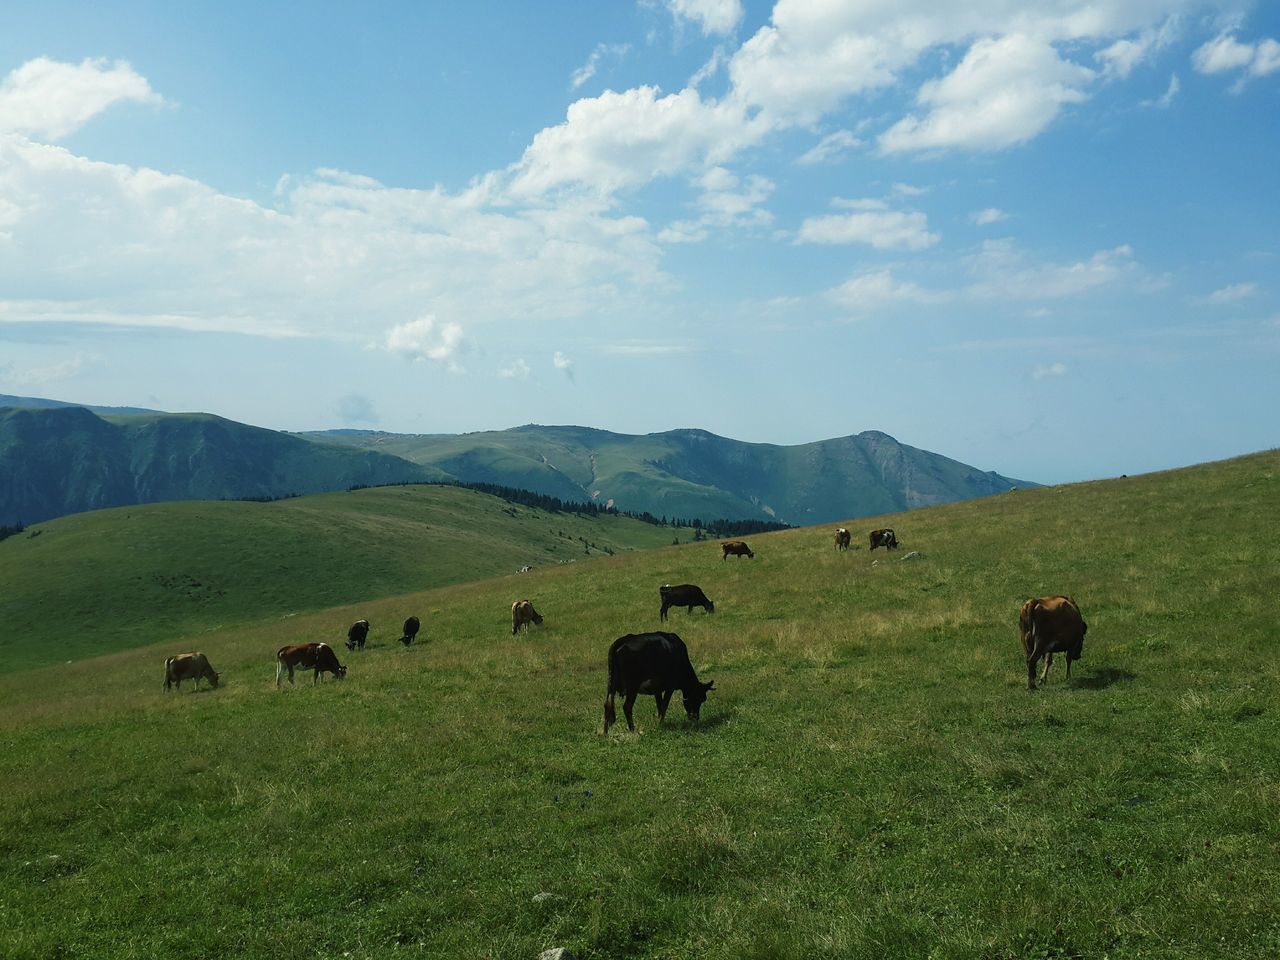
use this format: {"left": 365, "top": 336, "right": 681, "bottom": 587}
{"left": 0, "top": 393, "right": 161, "bottom": 416}
{"left": 304, "top": 424, "right": 1036, "bottom": 525}
{"left": 0, "top": 405, "right": 437, "bottom": 525}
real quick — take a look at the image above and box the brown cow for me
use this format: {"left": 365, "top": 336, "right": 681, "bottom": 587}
{"left": 721, "top": 540, "right": 754, "bottom": 560}
{"left": 869, "top": 528, "right": 899, "bottom": 551}
{"left": 511, "top": 599, "right": 544, "bottom": 634}
{"left": 834, "top": 527, "right": 851, "bottom": 551}
{"left": 276, "top": 642, "right": 348, "bottom": 687}
{"left": 1019, "top": 596, "right": 1087, "bottom": 691}
{"left": 163, "top": 652, "right": 219, "bottom": 691}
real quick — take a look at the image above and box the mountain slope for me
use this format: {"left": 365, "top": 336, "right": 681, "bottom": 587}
{"left": 0, "top": 482, "right": 675, "bottom": 672}
{"left": 0, "top": 406, "right": 438, "bottom": 525}
{"left": 308, "top": 424, "right": 1034, "bottom": 524}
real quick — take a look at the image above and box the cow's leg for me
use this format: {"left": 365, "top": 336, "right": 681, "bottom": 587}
{"left": 656, "top": 689, "right": 674, "bottom": 722}
{"left": 623, "top": 691, "right": 638, "bottom": 731}
{"left": 660, "top": 603, "right": 669, "bottom": 622}
{"left": 1040, "top": 651, "right": 1054, "bottom": 686}
{"left": 1026, "top": 652, "right": 1039, "bottom": 691}
{"left": 1065, "top": 657, "right": 1072, "bottom": 681}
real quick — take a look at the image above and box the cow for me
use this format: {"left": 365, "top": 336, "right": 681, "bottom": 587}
{"left": 1019, "top": 596, "right": 1087, "bottom": 691}
{"left": 519, "top": 565, "right": 533, "bottom": 573}
{"left": 276, "top": 642, "right": 347, "bottom": 687}
{"left": 835, "top": 527, "right": 851, "bottom": 551}
{"left": 603, "top": 631, "right": 715, "bottom": 734}
{"left": 163, "top": 652, "right": 219, "bottom": 692}
{"left": 346, "top": 619, "right": 370, "bottom": 651}
{"left": 511, "top": 599, "right": 544, "bottom": 635}
{"left": 869, "top": 528, "right": 899, "bottom": 551}
{"left": 659, "top": 584, "right": 714, "bottom": 621}
{"left": 721, "top": 540, "right": 754, "bottom": 560}
{"left": 399, "top": 616, "right": 421, "bottom": 647}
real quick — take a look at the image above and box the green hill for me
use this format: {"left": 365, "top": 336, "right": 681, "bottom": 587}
{"left": 0, "top": 405, "right": 437, "bottom": 525}
{"left": 307, "top": 423, "right": 1035, "bottom": 525}
{"left": 2, "top": 450, "right": 1276, "bottom": 958}
{"left": 0, "top": 483, "right": 676, "bottom": 672}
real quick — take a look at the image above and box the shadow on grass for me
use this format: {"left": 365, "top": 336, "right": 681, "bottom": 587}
{"left": 1075, "top": 666, "right": 1136, "bottom": 690}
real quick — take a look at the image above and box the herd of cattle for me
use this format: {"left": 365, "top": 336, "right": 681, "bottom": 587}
{"left": 161, "top": 526, "right": 1088, "bottom": 723}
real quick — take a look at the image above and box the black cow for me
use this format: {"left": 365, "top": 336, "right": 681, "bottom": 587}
{"left": 869, "top": 528, "right": 899, "bottom": 551}
{"left": 346, "top": 619, "right": 370, "bottom": 651}
{"left": 400, "top": 616, "right": 421, "bottom": 646}
{"left": 659, "top": 584, "right": 714, "bottom": 621}
{"left": 603, "top": 632, "right": 714, "bottom": 734}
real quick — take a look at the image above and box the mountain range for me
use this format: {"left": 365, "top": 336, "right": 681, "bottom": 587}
{"left": 0, "top": 395, "right": 1034, "bottom": 527}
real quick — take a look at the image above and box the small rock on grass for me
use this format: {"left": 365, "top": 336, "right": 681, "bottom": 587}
{"left": 540, "top": 949, "right": 576, "bottom": 960}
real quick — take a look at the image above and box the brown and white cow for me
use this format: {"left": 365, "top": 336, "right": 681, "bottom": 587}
{"left": 1019, "top": 595, "right": 1087, "bottom": 691}
{"left": 511, "top": 599, "right": 544, "bottom": 635}
{"left": 163, "top": 652, "right": 220, "bottom": 691}
{"left": 869, "top": 528, "right": 899, "bottom": 551}
{"left": 834, "top": 527, "right": 851, "bottom": 551}
{"left": 721, "top": 540, "right": 754, "bottom": 560}
{"left": 276, "top": 642, "right": 348, "bottom": 687}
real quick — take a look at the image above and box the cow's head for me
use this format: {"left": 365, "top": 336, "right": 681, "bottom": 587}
{"left": 208, "top": 670, "right": 220, "bottom": 689}
{"left": 682, "top": 680, "right": 715, "bottom": 721}
{"left": 706, "top": 600, "right": 715, "bottom": 614}
{"left": 336, "top": 665, "right": 348, "bottom": 680}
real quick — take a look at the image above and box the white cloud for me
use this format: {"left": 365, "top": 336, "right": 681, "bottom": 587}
{"left": 892, "top": 182, "right": 928, "bottom": 197}
{"left": 1095, "top": 18, "right": 1179, "bottom": 80}
{"left": 6, "top": 350, "right": 101, "bottom": 385}
{"left": 667, "top": 0, "right": 743, "bottom": 37}
{"left": 657, "top": 219, "right": 709, "bottom": 244}
{"left": 796, "top": 204, "right": 939, "bottom": 251}
{"left": 879, "top": 34, "right": 1095, "bottom": 154}
{"left": 0, "top": 57, "right": 162, "bottom": 140}
{"left": 828, "top": 269, "right": 939, "bottom": 311}
{"left": 571, "top": 43, "right": 631, "bottom": 90}
{"left": 1032, "top": 362, "right": 1068, "bottom": 380}
{"left": 965, "top": 240, "right": 1137, "bottom": 301}
{"left": 498, "top": 358, "right": 531, "bottom": 379}
{"left": 1193, "top": 33, "right": 1259, "bottom": 74}
{"left": 336, "top": 393, "right": 379, "bottom": 424}
{"left": 602, "top": 341, "right": 691, "bottom": 355}
{"left": 384, "top": 315, "right": 466, "bottom": 371}
{"left": 1141, "top": 73, "right": 1180, "bottom": 108}
{"left": 693, "top": 166, "right": 774, "bottom": 228}
{"left": 972, "top": 208, "right": 1007, "bottom": 226}
{"left": 1205, "top": 282, "right": 1257, "bottom": 304}
{"left": 796, "top": 129, "right": 862, "bottom": 166}
{"left": 553, "top": 350, "right": 575, "bottom": 382}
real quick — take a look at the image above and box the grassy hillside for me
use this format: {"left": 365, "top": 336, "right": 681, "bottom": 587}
{"left": 0, "top": 405, "right": 436, "bottom": 525}
{"left": 2, "top": 450, "right": 1277, "bottom": 958}
{"left": 307, "top": 424, "right": 1034, "bottom": 525}
{"left": 0, "top": 483, "right": 677, "bottom": 673}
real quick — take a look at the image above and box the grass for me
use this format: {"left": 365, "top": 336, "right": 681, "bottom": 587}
{"left": 1, "top": 450, "right": 1278, "bottom": 958}
{"left": 0, "top": 483, "right": 676, "bottom": 672}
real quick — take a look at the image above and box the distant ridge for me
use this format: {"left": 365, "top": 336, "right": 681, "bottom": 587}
{"left": 0, "top": 393, "right": 161, "bottom": 416}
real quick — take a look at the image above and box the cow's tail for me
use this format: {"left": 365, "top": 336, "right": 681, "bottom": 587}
{"left": 1019, "top": 599, "right": 1040, "bottom": 656}
{"left": 603, "top": 645, "right": 619, "bottom": 731}
{"left": 163, "top": 657, "right": 173, "bottom": 691}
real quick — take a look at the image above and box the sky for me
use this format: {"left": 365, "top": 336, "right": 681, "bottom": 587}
{"left": 0, "top": 0, "right": 1277, "bottom": 484}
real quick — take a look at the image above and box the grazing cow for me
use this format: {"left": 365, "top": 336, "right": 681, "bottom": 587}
{"left": 603, "top": 631, "right": 715, "bottom": 734}
{"left": 163, "top": 652, "right": 220, "bottom": 692}
{"left": 721, "top": 540, "right": 754, "bottom": 560}
{"left": 835, "top": 527, "right": 851, "bottom": 551}
{"left": 276, "top": 642, "right": 347, "bottom": 687}
{"left": 399, "top": 616, "right": 421, "bottom": 647}
{"left": 346, "top": 619, "right": 370, "bottom": 651}
{"left": 869, "top": 528, "right": 899, "bottom": 551}
{"left": 659, "top": 583, "right": 714, "bottom": 621}
{"left": 511, "top": 599, "right": 544, "bottom": 635}
{"left": 1019, "top": 596, "right": 1087, "bottom": 691}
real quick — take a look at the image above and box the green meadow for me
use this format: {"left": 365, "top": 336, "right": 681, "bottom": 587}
{"left": 2, "top": 451, "right": 1278, "bottom": 959}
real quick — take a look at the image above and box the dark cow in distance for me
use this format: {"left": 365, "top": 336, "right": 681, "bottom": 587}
{"left": 659, "top": 584, "right": 714, "bottom": 621}
{"left": 721, "top": 540, "right": 754, "bottom": 560}
{"left": 603, "top": 631, "right": 715, "bottom": 734}
{"left": 163, "top": 652, "right": 219, "bottom": 692}
{"left": 869, "top": 528, "right": 899, "bottom": 551}
{"left": 277, "top": 642, "right": 347, "bottom": 687}
{"left": 834, "top": 527, "right": 851, "bottom": 551}
{"left": 399, "top": 616, "right": 421, "bottom": 646}
{"left": 346, "top": 619, "right": 370, "bottom": 651}
{"left": 1019, "top": 595, "right": 1087, "bottom": 691}
{"left": 511, "top": 599, "right": 544, "bottom": 634}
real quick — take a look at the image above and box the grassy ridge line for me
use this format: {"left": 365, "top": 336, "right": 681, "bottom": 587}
{"left": 1, "top": 451, "right": 1277, "bottom": 958}
{"left": 0, "top": 483, "right": 676, "bottom": 673}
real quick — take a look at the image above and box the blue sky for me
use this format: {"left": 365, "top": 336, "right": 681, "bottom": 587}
{"left": 1, "top": 0, "right": 1277, "bottom": 484}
